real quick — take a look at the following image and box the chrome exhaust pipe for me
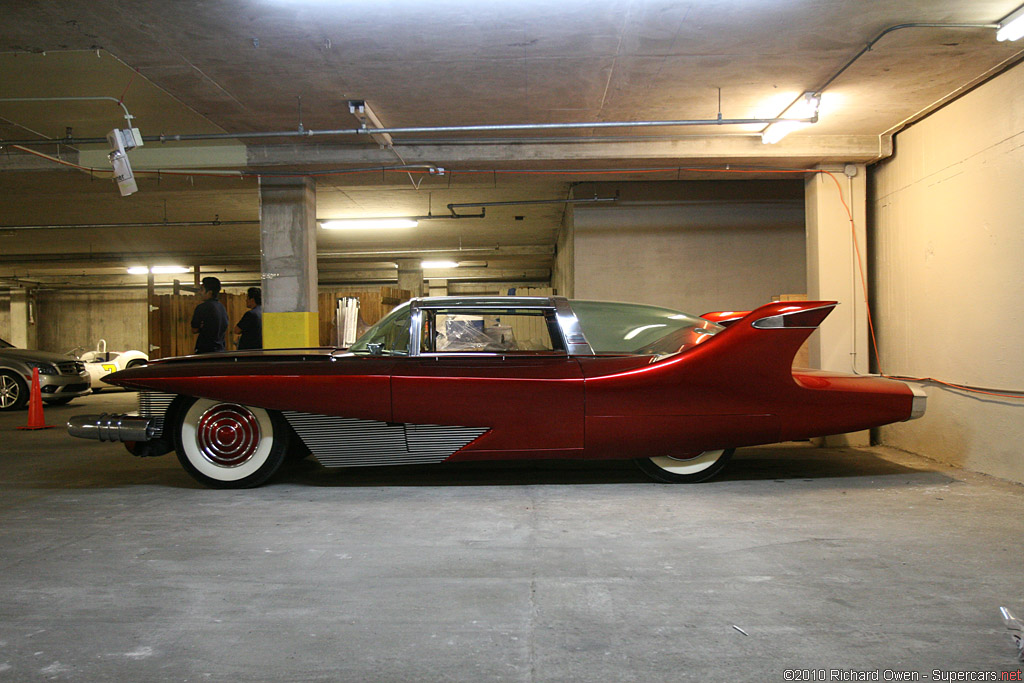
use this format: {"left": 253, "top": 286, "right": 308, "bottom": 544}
{"left": 67, "top": 414, "right": 156, "bottom": 442}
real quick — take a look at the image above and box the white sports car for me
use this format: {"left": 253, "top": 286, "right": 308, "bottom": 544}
{"left": 76, "top": 340, "right": 148, "bottom": 391}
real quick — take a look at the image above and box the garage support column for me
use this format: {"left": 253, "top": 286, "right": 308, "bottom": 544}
{"left": 805, "top": 164, "right": 870, "bottom": 447}
{"left": 259, "top": 176, "right": 319, "bottom": 348}
{"left": 396, "top": 259, "right": 424, "bottom": 297}
{"left": 9, "top": 288, "right": 35, "bottom": 349}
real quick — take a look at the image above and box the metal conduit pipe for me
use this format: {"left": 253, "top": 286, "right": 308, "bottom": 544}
{"left": 446, "top": 196, "right": 617, "bottom": 216}
{"left": 0, "top": 22, "right": 1007, "bottom": 150}
{"left": 0, "top": 245, "right": 550, "bottom": 265}
{"left": 0, "top": 220, "right": 258, "bottom": 231}
{"left": 2, "top": 115, "right": 814, "bottom": 147}
{"left": 813, "top": 22, "right": 1000, "bottom": 94}
{"left": 0, "top": 96, "right": 135, "bottom": 127}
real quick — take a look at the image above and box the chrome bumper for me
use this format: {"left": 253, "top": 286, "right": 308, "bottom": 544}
{"left": 67, "top": 414, "right": 157, "bottom": 442}
{"left": 907, "top": 384, "right": 927, "bottom": 421}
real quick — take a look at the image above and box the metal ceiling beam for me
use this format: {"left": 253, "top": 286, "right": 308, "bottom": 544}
{"left": 0, "top": 266, "right": 552, "bottom": 290}
{"left": 245, "top": 136, "right": 891, "bottom": 167}
{"left": 0, "top": 244, "right": 554, "bottom": 267}
{"left": 3, "top": 134, "right": 891, "bottom": 176}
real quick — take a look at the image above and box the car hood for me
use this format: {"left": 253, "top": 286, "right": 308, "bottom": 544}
{"left": 0, "top": 348, "right": 74, "bottom": 364}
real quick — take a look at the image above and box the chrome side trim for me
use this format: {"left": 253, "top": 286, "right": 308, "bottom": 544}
{"left": 751, "top": 304, "right": 836, "bottom": 330}
{"left": 553, "top": 297, "right": 594, "bottom": 355}
{"left": 283, "top": 411, "right": 488, "bottom": 467}
{"left": 408, "top": 304, "right": 424, "bottom": 357}
{"left": 138, "top": 391, "right": 177, "bottom": 437}
{"left": 411, "top": 296, "right": 555, "bottom": 309}
{"left": 907, "top": 384, "right": 927, "bottom": 421}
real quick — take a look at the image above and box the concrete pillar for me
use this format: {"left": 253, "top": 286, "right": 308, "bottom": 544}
{"left": 396, "top": 259, "right": 424, "bottom": 297}
{"left": 805, "top": 164, "right": 870, "bottom": 446}
{"left": 259, "top": 176, "right": 319, "bottom": 348}
{"left": 427, "top": 279, "right": 449, "bottom": 297}
{"left": 9, "top": 288, "right": 35, "bottom": 349}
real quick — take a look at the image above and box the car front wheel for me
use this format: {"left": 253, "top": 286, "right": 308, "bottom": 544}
{"left": 635, "top": 448, "right": 735, "bottom": 483}
{"left": 0, "top": 371, "right": 28, "bottom": 411}
{"left": 174, "top": 397, "right": 288, "bottom": 488}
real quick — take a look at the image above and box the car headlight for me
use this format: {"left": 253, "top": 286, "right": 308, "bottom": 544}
{"left": 25, "top": 361, "right": 57, "bottom": 375}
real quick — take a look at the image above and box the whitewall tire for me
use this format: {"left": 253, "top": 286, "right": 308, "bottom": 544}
{"left": 635, "top": 448, "right": 735, "bottom": 483}
{"left": 174, "top": 397, "right": 288, "bottom": 488}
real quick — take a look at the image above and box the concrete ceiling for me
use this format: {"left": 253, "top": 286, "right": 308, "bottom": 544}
{"left": 2, "top": 0, "right": 1023, "bottom": 289}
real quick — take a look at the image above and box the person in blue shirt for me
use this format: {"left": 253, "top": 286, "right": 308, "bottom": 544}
{"left": 234, "top": 286, "right": 263, "bottom": 350}
{"left": 190, "top": 276, "right": 229, "bottom": 353}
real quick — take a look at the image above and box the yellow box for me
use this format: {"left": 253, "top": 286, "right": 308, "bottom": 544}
{"left": 262, "top": 311, "right": 319, "bottom": 348}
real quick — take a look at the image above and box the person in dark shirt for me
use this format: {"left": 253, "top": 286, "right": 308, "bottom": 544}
{"left": 190, "top": 276, "right": 229, "bottom": 353}
{"left": 234, "top": 286, "right": 263, "bottom": 350}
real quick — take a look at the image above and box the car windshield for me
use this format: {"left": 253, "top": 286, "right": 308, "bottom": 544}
{"left": 349, "top": 302, "right": 412, "bottom": 356}
{"left": 569, "top": 300, "right": 723, "bottom": 356}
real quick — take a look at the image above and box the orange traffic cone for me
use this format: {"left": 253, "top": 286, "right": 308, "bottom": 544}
{"left": 18, "top": 366, "right": 55, "bottom": 430}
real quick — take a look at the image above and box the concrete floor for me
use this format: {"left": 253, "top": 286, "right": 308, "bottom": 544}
{"left": 1, "top": 391, "right": 1023, "bottom": 682}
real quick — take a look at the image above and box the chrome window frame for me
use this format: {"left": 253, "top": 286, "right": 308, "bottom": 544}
{"left": 401, "top": 296, "right": 595, "bottom": 358}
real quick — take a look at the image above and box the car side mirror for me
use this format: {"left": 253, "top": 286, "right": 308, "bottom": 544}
{"left": 366, "top": 342, "right": 384, "bottom": 356}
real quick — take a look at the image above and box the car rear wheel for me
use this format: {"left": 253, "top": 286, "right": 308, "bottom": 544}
{"left": 173, "top": 397, "right": 288, "bottom": 489}
{"left": 635, "top": 448, "right": 735, "bottom": 483}
{"left": 0, "top": 371, "right": 29, "bottom": 411}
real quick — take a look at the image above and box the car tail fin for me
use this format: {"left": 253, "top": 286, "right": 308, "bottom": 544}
{"left": 690, "top": 301, "right": 838, "bottom": 383}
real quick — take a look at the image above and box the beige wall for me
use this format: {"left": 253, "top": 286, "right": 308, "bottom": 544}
{"left": 552, "top": 204, "right": 575, "bottom": 298}
{"left": 570, "top": 180, "right": 806, "bottom": 315}
{"left": 872, "top": 62, "right": 1024, "bottom": 483}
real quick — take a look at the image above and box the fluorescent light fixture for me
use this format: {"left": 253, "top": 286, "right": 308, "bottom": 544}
{"left": 127, "top": 266, "right": 189, "bottom": 274}
{"left": 998, "top": 4, "right": 1024, "bottom": 41}
{"left": 421, "top": 260, "right": 459, "bottom": 269}
{"left": 761, "top": 92, "right": 821, "bottom": 144}
{"left": 320, "top": 218, "right": 418, "bottom": 230}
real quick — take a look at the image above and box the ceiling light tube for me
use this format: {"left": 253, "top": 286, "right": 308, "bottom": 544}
{"left": 127, "top": 266, "right": 189, "bottom": 274}
{"left": 761, "top": 92, "right": 821, "bottom": 144}
{"left": 997, "top": 4, "right": 1024, "bottom": 41}
{"left": 421, "top": 260, "right": 459, "bottom": 269}
{"left": 320, "top": 218, "right": 419, "bottom": 230}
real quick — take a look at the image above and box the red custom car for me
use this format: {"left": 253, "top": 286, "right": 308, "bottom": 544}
{"left": 67, "top": 296, "right": 925, "bottom": 488}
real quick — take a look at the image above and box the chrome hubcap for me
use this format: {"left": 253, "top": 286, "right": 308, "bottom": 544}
{"left": 0, "top": 375, "right": 21, "bottom": 409}
{"left": 195, "top": 403, "right": 262, "bottom": 467}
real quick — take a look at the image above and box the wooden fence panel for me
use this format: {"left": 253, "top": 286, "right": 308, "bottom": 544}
{"left": 149, "top": 288, "right": 411, "bottom": 357}
{"left": 316, "top": 286, "right": 411, "bottom": 346}
{"left": 148, "top": 292, "right": 245, "bottom": 359}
